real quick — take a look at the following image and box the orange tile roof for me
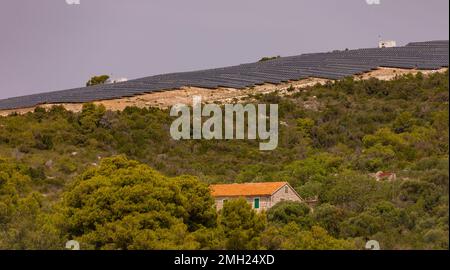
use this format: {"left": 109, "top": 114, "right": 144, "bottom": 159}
{"left": 210, "top": 182, "right": 288, "bottom": 197}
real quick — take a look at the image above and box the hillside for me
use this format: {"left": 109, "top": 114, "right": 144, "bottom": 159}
{"left": 0, "top": 71, "right": 448, "bottom": 250}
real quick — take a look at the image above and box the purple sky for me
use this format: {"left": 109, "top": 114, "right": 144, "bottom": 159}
{"left": 0, "top": 0, "right": 448, "bottom": 99}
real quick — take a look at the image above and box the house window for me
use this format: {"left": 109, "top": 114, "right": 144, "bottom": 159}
{"left": 284, "top": 186, "right": 289, "bottom": 193}
{"left": 254, "top": 198, "right": 260, "bottom": 209}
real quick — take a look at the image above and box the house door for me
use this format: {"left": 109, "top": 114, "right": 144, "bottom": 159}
{"left": 254, "top": 198, "right": 260, "bottom": 209}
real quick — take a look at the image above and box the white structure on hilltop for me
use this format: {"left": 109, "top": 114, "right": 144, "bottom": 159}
{"left": 106, "top": 77, "right": 128, "bottom": 84}
{"left": 379, "top": 40, "right": 397, "bottom": 48}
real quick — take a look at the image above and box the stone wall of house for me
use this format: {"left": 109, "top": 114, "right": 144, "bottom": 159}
{"left": 270, "top": 184, "right": 302, "bottom": 206}
{"left": 214, "top": 196, "right": 271, "bottom": 212}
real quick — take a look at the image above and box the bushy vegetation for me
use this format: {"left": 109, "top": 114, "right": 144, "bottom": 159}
{"left": 86, "top": 75, "right": 110, "bottom": 87}
{"left": 0, "top": 71, "right": 448, "bottom": 249}
{"left": 258, "top": 56, "right": 281, "bottom": 62}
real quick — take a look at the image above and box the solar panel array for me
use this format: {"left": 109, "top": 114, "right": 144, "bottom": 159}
{"left": 0, "top": 40, "right": 448, "bottom": 110}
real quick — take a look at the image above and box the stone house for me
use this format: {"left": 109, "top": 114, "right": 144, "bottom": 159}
{"left": 210, "top": 181, "right": 303, "bottom": 212}
{"left": 371, "top": 171, "right": 397, "bottom": 182}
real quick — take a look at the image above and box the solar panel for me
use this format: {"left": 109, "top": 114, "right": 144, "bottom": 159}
{"left": 0, "top": 40, "right": 448, "bottom": 110}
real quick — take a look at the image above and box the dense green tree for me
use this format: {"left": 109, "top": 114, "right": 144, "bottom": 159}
{"left": 55, "top": 156, "right": 216, "bottom": 250}
{"left": 0, "top": 159, "right": 60, "bottom": 249}
{"left": 261, "top": 223, "right": 355, "bottom": 250}
{"left": 86, "top": 75, "right": 110, "bottom": 87}
{"left": 312, "top": 203, "right": 347, "bottom": 237}
{"left": 267, "top": 201, "right": 312, "bottom": 228}
{"left": 219, "top": 198, "right": 266, "bottom": 250}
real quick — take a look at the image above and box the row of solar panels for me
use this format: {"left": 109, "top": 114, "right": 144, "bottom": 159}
{"left": 0, "top": 40, "right": 448, "bottom": 110}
